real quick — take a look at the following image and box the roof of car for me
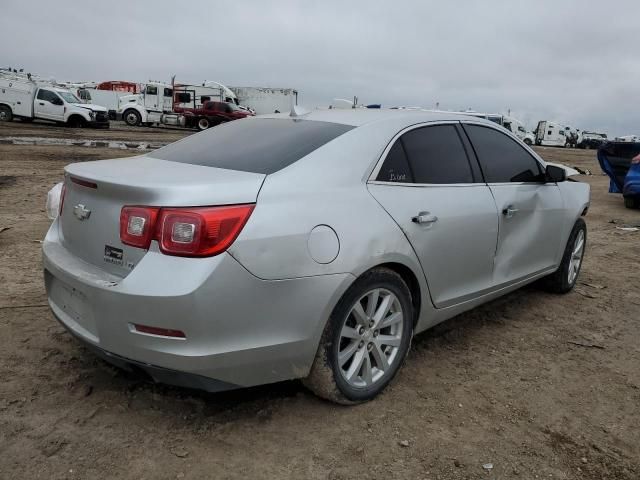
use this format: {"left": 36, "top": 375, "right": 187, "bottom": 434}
{"left": 259, "top": 108, "right": 495, "bottom": 127}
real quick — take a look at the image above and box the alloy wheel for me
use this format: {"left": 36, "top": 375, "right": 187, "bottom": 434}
{"left": 338, "top": 288, "right": 404, "bottom": 388}
{"left": 568, "top": 229, "right": 584, "bottom": 284}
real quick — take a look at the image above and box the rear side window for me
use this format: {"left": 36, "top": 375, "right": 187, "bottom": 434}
{"left": 376, "top": 141, "right": 413, "bottom": 182}
{"left": 401, "top": 125, "right": 474, "bottom": 183}
{"left": 36, "top": 89, "right": 59, "bottom": 103}
{"left": 464, "top": 124, "right": 544, "bottom": 183}
{"left": 150, "top": 119, "right": 354, "bottom": 174}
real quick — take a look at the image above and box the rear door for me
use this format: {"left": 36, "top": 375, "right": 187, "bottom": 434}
{"left": 368, "top": 123, "right": 499, "bottom": 308}
{"left": 462, "top": 123, "right": 565, "bottom": 286}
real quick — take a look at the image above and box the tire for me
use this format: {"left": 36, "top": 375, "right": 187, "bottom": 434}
{"left": 540, "top": 218, "right": 586, "bottom": 293}
{"left": 67, "top": 116, "right": 85, "bottom": 128}
{"left": 123, "top": 109, "right": 141, "bottom": 126}
{"left": 303, "top": 267, "right": 414, "bottom": 404}
{"left": 197, "top": 117, "right": 210, "bottom": 131}
{"left": 0, "top": 105, "right": 13, "bottom": 122}
{"left": 624, "top": 196, "right": 640, "bottom": 209}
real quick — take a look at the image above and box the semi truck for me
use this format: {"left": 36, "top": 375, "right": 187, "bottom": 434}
{"left": 535, "top": 121, "right": 569, "bottom": 147}
{"left": 117, "top": 80, "right": 241, "bottom": 127}
{"left": 0, "top": 71, "right": 109, "bottom": 128}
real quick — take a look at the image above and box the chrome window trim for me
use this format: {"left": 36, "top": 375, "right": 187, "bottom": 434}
{"left": 367, "top": 120, "right": 486, "bottom": 186}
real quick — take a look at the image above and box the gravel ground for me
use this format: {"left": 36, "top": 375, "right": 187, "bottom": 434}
{"left": 1, "top": 120, "right": 639, "bottom": 480}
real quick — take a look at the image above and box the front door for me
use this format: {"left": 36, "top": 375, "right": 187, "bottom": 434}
{"left": 368, "top": 123, "right": 499, "bottom": 308}
{"left": 462, "top": 123, "right": 565, "bottom": 286}
{"left": 34, "top": 89, "right": 64, "bottom": 121}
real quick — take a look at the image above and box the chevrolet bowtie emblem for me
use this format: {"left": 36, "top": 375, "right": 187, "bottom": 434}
{"left": 73, "top": 204, "right": 91, "bottom": 221}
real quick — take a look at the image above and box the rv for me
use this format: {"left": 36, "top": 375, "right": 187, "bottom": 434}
{"left": 0, "top": 71, "right": 109, "bottom": 128}
{"left": 230, "top": 87, "right": 298, "bottom": 115}
{"left": 535, "top": 121, "right": 569, "bottom": 147}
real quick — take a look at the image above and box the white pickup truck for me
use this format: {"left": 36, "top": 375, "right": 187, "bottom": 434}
{"left": 0, "top": 74, "right": 109, "bottom": 128}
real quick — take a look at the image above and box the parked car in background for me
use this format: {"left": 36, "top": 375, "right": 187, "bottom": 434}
{"left": 597, "top": 141, "right": 640, "bottom": 208}
{"left": 614, "top": 135, "right": 639, "bottom": 143}
{"left": 43, "top": 110, "right": 589, "bottom": 404}
{"left": 0, "top": 71, "right": 109, "bottom": 128}
{"left": 173, "top": 100, "right": 254, "bottom": 130}
{"left": 578, "top": 131, "right": 607, "bottom": 149}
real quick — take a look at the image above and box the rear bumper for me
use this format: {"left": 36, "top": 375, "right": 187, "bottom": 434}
{"left": 53, "top": 312, "right": 239, "bottom": 392}
{"left": 42, "top": 221, "right": 353, "bottom": 389}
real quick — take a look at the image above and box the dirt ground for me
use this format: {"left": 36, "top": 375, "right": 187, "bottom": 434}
{"left": 1, "top": 120, "right": 639, "bottom": 480}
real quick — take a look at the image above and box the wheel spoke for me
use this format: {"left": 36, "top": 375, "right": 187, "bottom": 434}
{"left": 376, "top": 334, "right": 401, "bottom": 348}
{"left": 373, "top": 294, "right": 392, "bottom": 324}
{"left": 379, "top": 311, "right": 402, "bottom": 329}
{"left": 366, "top": 290, "right": 379, "bottom": 318}
{"left": 338, "top": 341, "right": 359, "bottom": 367}
{"left": 341, "top": 326, "right": 360, "bottom": 340}
{"left": 362, "top": 355, "right": 373, "bottom": 385}
{"left": 345, "top": 349, "right": 366, "bottom": 381}
{"left": 370, "top": 342, "right": 390, "bottom": 372}
{"left": 352, "top": 302, "right": 368, "bottom": 326}
{"left": 573, "top": 238, "right": 584, "bottom": 256}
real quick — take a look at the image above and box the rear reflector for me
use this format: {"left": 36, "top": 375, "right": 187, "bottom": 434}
{"left": 132, "top": 323, "right": 186, "bottom": 338}
{"left": 119, "top": 204, "right": 255, "bottom": 257}
{"left": 70, "top": 176, "right": 98, "bottom": 189}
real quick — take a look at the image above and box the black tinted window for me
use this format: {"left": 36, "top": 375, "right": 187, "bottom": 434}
{"left": 376, "top": 141, "right": 413, "bottom": 182}
{"left": 37, "top": 89, "right": 59, "bottom": 103}
{"left": 464, "top": 125, "right": 543, "bottom": 183}
{"left": 151, "top": 119, "right": 354, "bottom": 174}
{"left": 401, "top": 125, "right": 473, "bottom": 183}
{"left": 145, "top": 85, "right": 157, "bottom": 95}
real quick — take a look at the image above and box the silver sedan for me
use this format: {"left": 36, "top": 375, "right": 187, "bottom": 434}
{"left": 43, "top": 109, "right": 590, "bottom": 403}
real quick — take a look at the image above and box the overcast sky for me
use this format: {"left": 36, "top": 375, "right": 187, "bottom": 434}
{"left": 1, "top": 1, "right": 638, "bottom": 135}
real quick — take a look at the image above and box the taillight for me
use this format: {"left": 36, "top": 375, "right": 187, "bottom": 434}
{"left": 59, "top": 183, "right": 67, "bottom": 216}
{"left": 119, "top": 204, "right": 254, "bottom": 257}
{"left": 120, "top": 206, "right": 159, "bottom": 249}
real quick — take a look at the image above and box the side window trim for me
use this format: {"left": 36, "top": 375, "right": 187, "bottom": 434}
{"left": 454, "top": 123, "right": 484, "bottom": 183}
{"left": 368, "top": 121, "right": 486, "bottom": 186}
{"left": 460, "top": 121, "right": 546, "bottom": 184}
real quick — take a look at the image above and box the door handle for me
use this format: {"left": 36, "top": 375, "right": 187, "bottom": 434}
{"left": 39, "top": 102, "right": 45, "bottom": 105}
{"left": 412, "top": 212, "right": 438, "bottom": 224}
{"left": 502, "top": 205, "right": 519, "bottom": 218}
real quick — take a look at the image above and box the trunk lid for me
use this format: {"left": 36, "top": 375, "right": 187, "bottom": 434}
{"left": 59, "top": 155, "right": 265, "bottom": 277}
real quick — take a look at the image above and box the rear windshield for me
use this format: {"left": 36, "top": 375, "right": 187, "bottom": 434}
{"left": 150, "top": 118, "right": 354, "bottom": 174}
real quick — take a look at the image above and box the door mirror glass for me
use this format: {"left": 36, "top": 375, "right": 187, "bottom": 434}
{"left": 546, "top": 165, "right": 567, "bottom": 183}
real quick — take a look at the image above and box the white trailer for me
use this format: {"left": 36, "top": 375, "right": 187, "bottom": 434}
{"left": 535, "top": 121, "right": 568, "bottom": 147}
{"left": 173, "top": 82, "right": 235, "bottom": 110}
{"left": 0, "top": 71, "right": 109, "bottom": 127}
{"left": 230, "top": 87, "right": 298, "bottom": 115}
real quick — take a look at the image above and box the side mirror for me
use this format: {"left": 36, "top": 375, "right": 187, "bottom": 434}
{"left": 546, "top": 164, "right": 567, "bottom": 183}
{"left": 52, "top": 98, "right": 64, "bottom": 106}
